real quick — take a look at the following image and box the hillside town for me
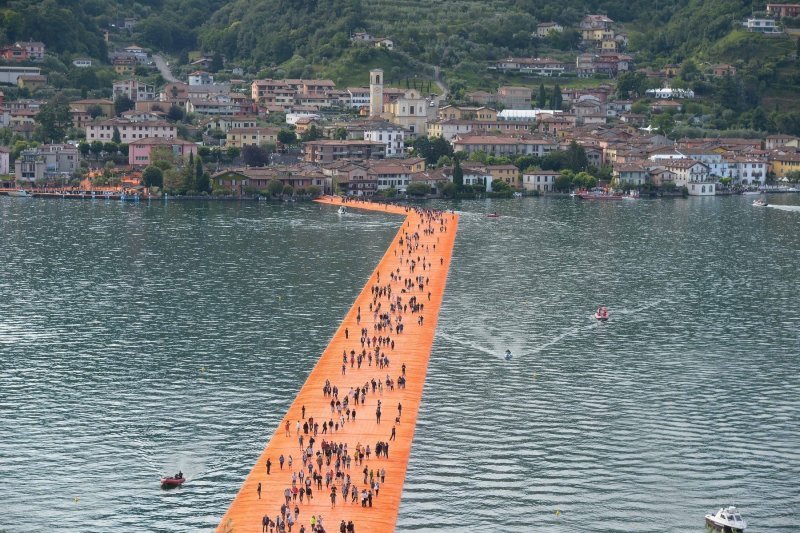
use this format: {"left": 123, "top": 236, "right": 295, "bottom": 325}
{"left": 2, "top": 9, "right": 800, "bottom": 199}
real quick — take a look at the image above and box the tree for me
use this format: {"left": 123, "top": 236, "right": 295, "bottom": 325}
{"left": 195, "top": 155, "right": 209, "bottom": 192}
{"left": 406, "top": 182, "right": 431, "bottom": 196}
{"left": 112, "top": 127, "right": 121, "bottom": 144}
{"left": 184, "top": 152, "right": 196, "bottom": 192}
{"left": 78, "top": 142, "right": 90, "bottom": 157}
{"left": 282, "top": 184, "right": 294, "bottom": 196}
{"left": 210, "top": 51, "right": 223, "bottom": 73}
{"left": 554, "top": 174, "right": 572, "bottom": 191}
{"left": 87, "top": 104, "right": 104, "bottom": 119}
{"left": 564, "top": 141, "right": 588, "bottom": 172}
{"left": 452, "top": 157, "right": 464, "bottom": 190}
{"left": 90, "top": 141, "right": 104, "bottom": 156}
{"left": 226, "top": 146, "right": 241, "bottom": 160}
{"left": 267, "top": 179, "right": 284, "bottom": 196}
{"left": 300, "top": 125, "right": 323, "bottom": 142}
{"left": 167, "top": 104, "right": 185, "bottom": 122}
{"left": 616, "top": 72, "right": 647, "bottom": 99}
{"left": 440, "top": 181, "right": 456, "bottom": 198}
{"left": 278, "top": 130, "right": 296, "bottom": 145}
{"left": 306, "top": 184, "right": 322, "bottom": 197}
{"left": 552, "top": 84, "right": 563, "bottom": 110}
{"left": 142, "top": 165, "right": 164, "bottom": 188}
{"left": 114, "top": 94, "right": 135, "bottom": 115}
{"left": 35, "top": 93, "right": 72, "bottom": 143}
{"left": 333, "top": 127, "right": 348, "bottom": 140}
{"left": 241, "top": 144, "right": 269, "bottom": 167}
{"left": 537, "top": 83, "right": 547, "bottom": 108}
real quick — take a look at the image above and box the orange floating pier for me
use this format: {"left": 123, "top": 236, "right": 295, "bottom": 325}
{"left": 218, "top": 196, "right": 458, "bottom": 533}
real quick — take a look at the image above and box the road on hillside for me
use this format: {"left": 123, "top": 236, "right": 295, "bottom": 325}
{"left": 153, "top": 54, "right": 178, "bottom": 83}
{"left": 433, "top": 66, "right": 447, "bottom": 101}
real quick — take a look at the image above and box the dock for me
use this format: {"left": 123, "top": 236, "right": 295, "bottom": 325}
{"left": 217, "top": 197, "right": 458, "bottom": 532}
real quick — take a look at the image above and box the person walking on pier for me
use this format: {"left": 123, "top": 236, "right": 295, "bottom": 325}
{"left": 390, "top": 425, "right": 396, "bottom": 441}
{"left": 267, "top": 458, "right": 272, "bottom": 475}
{"left": 257, "top": 482, "right": 262, "bottom": 499}
{"left": 376, "top": 407, "right": 381, "bottom": 424}
{"left": 280, "top": 454, "right": 285, "bottom": 470}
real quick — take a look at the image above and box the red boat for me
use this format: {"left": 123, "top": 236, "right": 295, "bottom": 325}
{"left": 594, "top": 306, "right": 609, "bottom": 321}
{"left": 486, "top": 212, "right": 500, "bottom": 218}
{"left": 161, "top": 474, "right": 185, "bottom": 487}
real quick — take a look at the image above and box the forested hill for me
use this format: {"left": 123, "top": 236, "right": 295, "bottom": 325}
{"left": 0, "top": 0, "right": 773, "bottom": 71}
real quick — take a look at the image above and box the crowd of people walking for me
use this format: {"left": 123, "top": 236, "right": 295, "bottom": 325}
{"left": 253, "top": 198, "right": 455, "bottom": 533}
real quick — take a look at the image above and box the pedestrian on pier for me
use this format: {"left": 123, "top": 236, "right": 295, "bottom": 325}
{"left": 390, "top": 425, "right": 396, "bottom": 441}
{"left": 257, "top": 482, "right": 261, "bottom": 499}
{"left": 267, "top": 458, "right": 272, "bottom": 475}
{"left": 280, "top": 454, "right": 285, "bottom": 470}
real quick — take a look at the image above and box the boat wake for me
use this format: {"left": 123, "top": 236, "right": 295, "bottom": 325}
{"left": 768, "top": 204, "right": 800, "bottom": 212}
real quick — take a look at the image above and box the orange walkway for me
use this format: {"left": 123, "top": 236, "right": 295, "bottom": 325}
{"left": 218, "top": 197, "right": 459, "bottom": 533}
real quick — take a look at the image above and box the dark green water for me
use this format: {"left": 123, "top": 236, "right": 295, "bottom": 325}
{"left": 1, "top": 195, "right": 798, "bottom": 531}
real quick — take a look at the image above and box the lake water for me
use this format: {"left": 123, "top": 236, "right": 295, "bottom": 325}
{"left": 1, "top": 195, "right": 798, "bottom": 532}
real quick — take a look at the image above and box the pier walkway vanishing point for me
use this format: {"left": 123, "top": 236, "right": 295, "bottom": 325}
{"left": 218, "top": 197, "right": 459, "bottom": 532}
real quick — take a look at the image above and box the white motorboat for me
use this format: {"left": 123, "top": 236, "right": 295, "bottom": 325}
{"left": 742, "top": 190, "right": 760, "bottom": 195}
{"left": 337, "top": 206, "right": 347, "bottom": 215}
{"left": 752, "top": 199, "right": 767, "bottom": 207}
{"left": 7, "top": 189, "right": 30, "bottom": 197}
{"left": 705, "top": 506, "right": 747, "bottom": 532}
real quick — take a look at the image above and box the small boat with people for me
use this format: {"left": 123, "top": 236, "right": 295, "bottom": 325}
{"left": 486, "top": 212, "right": 500, "bottom": 218}
{"left": 705, "top": 506, "right": 747, "bottom": 532}
{"left": 752, "top": 198, "right": 767, "bottom": 207}
{"left": 504, "top": 349, "right": 512, "bottom": 361}
{"left": 337, "top": 206, "right": 347, "bottom": 215}
{"left": 577, "top": 189, "right": 623, "bottom": 200}
{"left": 160, "top": 471, "right": 185, "bottom": 488}
{"left": 594, "top": 306, "right": 609, "bottom": 321}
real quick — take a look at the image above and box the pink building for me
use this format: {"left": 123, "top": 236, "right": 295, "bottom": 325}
{"left": 129, "top": 137, "right": 198, "bottom": 167}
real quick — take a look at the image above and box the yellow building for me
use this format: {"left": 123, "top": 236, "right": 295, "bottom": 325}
{"left": 226, "top": 127, "right": 280, "bottom": 148}
{"left": 437, "top": 105, "right": 498, "bottom": 122}
{"left": 769, "top": 153, "right": 800, "bottom": 177}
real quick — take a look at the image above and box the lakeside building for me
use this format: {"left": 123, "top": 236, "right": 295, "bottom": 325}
{"left": 14, "top": 144, "right": 79, "bottom": 184}
{"left": 128, "top": 137, "right": 198, "bottom": 167}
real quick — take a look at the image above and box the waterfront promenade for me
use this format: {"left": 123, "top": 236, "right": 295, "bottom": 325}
{"left": 217, "top": 197, "right": 459, "bottom": 532}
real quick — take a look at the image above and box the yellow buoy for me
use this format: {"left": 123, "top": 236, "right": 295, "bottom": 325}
{"left": 554, "top": 509, "right": 561, "bottom": 517}
{"left": 74, "top": 497, "right": 80, "bottom": 503}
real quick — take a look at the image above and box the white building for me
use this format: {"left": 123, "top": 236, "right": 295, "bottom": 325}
{"left": 347, "top": 87, "right": 371, "bottom": 109}
{"left": 662, "top": 159, "right": 715, "bottom": 195}
{"left": 0, "top": 147, "right": 10, "bottom": 175}
{"left": 123, "top": 45, "right": 148, "bottom": 62}
{"left": 188, "top": 71, "right": 214, "bottom": 86}
{"left": 363, "top": 120, "right": 405, "bottom": 158}
{"left": 497, "top": 109, "right": 562, "bottom": 122}
{"left": 522, "top": 170, "right": 559, "bottom": 192}
{"left": 85, "top": 119, "right": 177, "bottom": 142}
{"left": 646, "top": 87, "right": 695, "bottom": 99}
{"left": 113, "top": 79, "right": 155, "bottom": 102}
{"left": 743, "top": 18, "right": 781, "bottom": 33}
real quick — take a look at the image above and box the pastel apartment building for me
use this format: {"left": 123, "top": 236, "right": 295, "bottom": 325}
{"left": 86, "top": 119, "right": 177, "bottom": 142}
{"left": 128, "top": 137, "right": 197, "bottom": 167}
{"left": 302, "top": 140, "right": 385, "bottom": 164}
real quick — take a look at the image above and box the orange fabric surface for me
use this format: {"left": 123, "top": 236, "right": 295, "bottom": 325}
{"left": 217, "top": 196, "right": 459, "bottom": 533}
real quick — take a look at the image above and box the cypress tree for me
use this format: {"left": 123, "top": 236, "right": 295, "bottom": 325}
{"left": 537, "top": 83, "right": 547, "bottom": 108}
